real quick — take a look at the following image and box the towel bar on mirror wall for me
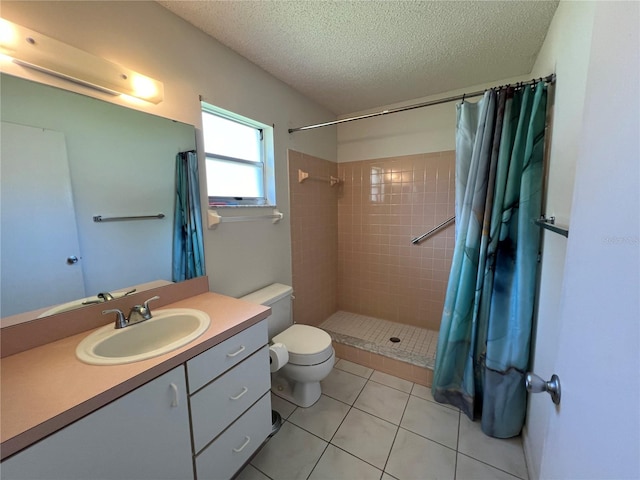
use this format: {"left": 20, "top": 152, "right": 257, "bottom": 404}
{"left": 93, "top": 213, "right": 165, "bottom": 222}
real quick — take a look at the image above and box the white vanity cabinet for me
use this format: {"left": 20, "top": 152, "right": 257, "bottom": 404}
{"left": 186, "top": 320, "right": 272, "bottom": 480}
{"left": 1, "top": 366, "right": 193, "bottom": 480}
{"left": 1, "top": 319, "right": 272, "bottom": 480}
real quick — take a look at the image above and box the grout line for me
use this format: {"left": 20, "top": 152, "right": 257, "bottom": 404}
{"left": 455, "top": 452, "right": 525, "bottom": 480}
{"left": 350, "top": 404, "right": 403, "bottom": 428}
{"left": 305, "top": 439, "right": 330, "bottom": 480}
{"left": 368, "top": 373, "right": 413, "bottom": 394}
{"left": 454, "top": 411, "right": 461, "bottom": 479}
{"left": 380, "top": 387, "right": 412, "bottom": 474}
{"left": 328, "top": 443, "right": 385, "bottom": 476}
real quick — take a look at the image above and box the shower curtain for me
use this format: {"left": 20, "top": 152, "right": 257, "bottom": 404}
{"left": 432, "top": 82, "right": 547, "bottom": 438}
{"left": 172, "top": 150, "right": 206, "bottom": 282}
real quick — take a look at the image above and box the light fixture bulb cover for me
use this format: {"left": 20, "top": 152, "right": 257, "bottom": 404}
{"left": 0, "top": 18, "right": 164, "bottom": 104}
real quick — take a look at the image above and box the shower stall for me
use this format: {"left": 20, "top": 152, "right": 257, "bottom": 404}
{"left": 288, "top": 149, "right": 456, "bottom": 386}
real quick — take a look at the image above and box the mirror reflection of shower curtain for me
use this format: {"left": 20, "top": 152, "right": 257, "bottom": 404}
{"left": 432, "top": 82, "right": 547, "bottom": 438}
{"left": 172, "top": 151, "right": 205, "bottom": 281}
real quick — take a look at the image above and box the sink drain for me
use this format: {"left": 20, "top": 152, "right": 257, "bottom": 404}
{"left": 389, "top": 337, "right": 401, "bottom": 343}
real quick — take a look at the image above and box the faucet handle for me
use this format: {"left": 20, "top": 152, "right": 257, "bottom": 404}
{"left": 103, "top": 308, "right": 127, "bottom": 329}
{"left": 128, "top": 296, "right": 160, "bottom": 324}
{"left": 143, "top": 295, "right": 160, "bottom": 310}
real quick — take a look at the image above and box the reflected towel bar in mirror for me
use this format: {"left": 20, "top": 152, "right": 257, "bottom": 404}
{"left": 93, "top": 213, "right": 165, "bottom": 222}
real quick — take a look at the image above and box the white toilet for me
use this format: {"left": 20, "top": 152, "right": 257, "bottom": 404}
{"left": 240, "top": 283, "right": 335, "bottom": 408}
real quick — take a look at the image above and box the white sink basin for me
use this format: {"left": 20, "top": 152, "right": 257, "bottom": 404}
{"left": 76, "top": 308, "right": 211, "bottom": 365}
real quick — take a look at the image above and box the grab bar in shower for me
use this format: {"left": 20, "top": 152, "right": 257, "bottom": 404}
{"left": 298, "top": 169, "right": 342, "bottom": 187}
{"left": 411, "top": 216, "right": 455, "bottom": 244}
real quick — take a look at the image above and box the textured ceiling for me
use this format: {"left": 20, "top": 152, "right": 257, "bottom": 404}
{"left": 157, "top": 1, "right": 558, "bottom": 115}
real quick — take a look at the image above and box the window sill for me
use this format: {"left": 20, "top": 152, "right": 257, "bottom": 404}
{"left": 209, "top": 204, "right": 277, "bottom": 209}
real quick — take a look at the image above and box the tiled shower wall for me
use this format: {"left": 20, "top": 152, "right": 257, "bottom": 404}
{"left": 288, "top": 150, "right": 339, "bottom": 326}
{"left": 289, "top": 150, "right": 455, "bottom": 332}
{"left": 337, "top": 151, "right": 455, "bottom": 331}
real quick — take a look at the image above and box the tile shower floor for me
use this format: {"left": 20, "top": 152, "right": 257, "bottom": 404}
{"left": 237, "top": 359, "right": 529, "bottom": 480}
{"left": 319, "top": 311, "right": 438, "bottom": 369}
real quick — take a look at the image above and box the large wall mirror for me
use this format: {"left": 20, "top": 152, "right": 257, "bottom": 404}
{"left": 0, "top": 74, "right": 199, "bottom": 320}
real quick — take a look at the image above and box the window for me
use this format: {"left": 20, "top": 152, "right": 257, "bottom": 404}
{"left": 201, "top": 102, "right": 274, "bottom": 206}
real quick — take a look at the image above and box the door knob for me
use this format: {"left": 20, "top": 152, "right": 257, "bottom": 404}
{"left": 66, "top": 255, "right": 79, "bottom": 265}
{"left": 525, "top": 372, "right": 561, "bottom": 405}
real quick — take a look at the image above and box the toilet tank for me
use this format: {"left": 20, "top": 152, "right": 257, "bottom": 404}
{"left": 239, "top": 283, "right": 293, "bottom": 340}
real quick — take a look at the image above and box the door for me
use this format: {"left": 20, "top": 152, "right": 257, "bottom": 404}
{"left": 1, "top": 122, "right": 86, "bottom": 317}
{"left": 536, "top": 3, "right": 639, "bottom": 478}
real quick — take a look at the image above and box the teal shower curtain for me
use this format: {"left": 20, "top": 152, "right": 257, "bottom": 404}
{"left": 172, "top": 151, "right": 206, "bottom": 282}
{"left": 432, "top": 82, "right": 547, "bottom": 438}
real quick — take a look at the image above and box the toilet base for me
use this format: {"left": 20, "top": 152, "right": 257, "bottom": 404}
{"left": 271, "top": 372, "right": 322, "bottom": 408}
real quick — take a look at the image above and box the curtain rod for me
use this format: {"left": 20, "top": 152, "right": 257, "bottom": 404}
{"left": 288, "top": 73, "right": 556, "bottom": 134}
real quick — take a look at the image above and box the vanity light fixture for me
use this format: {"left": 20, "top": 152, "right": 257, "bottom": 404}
{"left": 0, "top": 18, "right": 164, "bottom": 104}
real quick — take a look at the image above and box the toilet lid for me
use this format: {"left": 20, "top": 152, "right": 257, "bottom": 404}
{"left": 273, "top": 325, "right": 333, "bottom": 366}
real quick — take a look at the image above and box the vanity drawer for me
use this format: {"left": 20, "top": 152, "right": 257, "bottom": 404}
{"left": 195, "top": 393, "right": 271, "bottom": 480}
{"left": 186, "top": 320, "right": 267, "bottom": 393}
{"left": 190, "top": 346, "right": 270, "bottom": 453}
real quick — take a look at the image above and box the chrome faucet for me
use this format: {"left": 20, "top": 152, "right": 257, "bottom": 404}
{"left": 103, "top": 308, "right": 128, "bottom": 329}
{"left": 83, "top": 288, "right": 137, "bottom": 306}
{"left": 128, "top": 296, "right": 159, "bottom": 324}
{"left": 102, "top": 295, "right": 160, "bottom": 329}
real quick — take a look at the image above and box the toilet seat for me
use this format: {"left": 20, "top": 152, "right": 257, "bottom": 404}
{"left": 272, "top": 325, "right": 333, "bottom": 366}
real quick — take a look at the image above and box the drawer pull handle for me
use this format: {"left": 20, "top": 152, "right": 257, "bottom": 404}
{"left": 233, "top": 436, "right": 251, "bottom": 453}
{"left": 169, "top": 383, "right": 179, "bottom": 407}
{"left": 227, "top": 345, "right": 246, "bottom": 358}
{"left": 230, "top": 387, "right": 248, "bottom": 401}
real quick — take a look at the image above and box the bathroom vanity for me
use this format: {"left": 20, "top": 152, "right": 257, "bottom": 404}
{"left": 0, "top": 279, "right": 272, "bottom": 479}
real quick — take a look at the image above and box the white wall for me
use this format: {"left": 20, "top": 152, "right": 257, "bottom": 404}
{"left": 1, "top": 1, "right": 337, "bottom": 298}
{"left": 521, "top": 3, "right": 596, "bottom": 478}
{"left": 538, "top": 2, "right": 639, "bottom": 477}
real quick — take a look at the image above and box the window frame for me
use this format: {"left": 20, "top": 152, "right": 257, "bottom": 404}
{"left": 201, "top": 103, "right": 274, "bottom": 206}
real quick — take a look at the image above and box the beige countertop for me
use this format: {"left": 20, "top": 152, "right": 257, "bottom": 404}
{"left": 0, "top": 292, "right": 270, "bottom": 461}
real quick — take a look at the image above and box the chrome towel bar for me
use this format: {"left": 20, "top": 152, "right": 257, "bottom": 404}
{"left": 411, "top": 216, "right": 455, "bottom": 244}
{"left": 93, "top": 213, "right": 165, "bottom": 222}
{"left": 535, "top": 216, "right": 569, "bottom": 238}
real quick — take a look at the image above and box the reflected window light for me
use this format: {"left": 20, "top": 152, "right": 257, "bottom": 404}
{"left": 371, "top": 166, "right": 385, "bottom": 203}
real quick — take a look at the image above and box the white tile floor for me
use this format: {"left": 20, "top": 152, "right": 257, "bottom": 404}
{"left": 237, "top": 359, "right": 529, "bottom": 480}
